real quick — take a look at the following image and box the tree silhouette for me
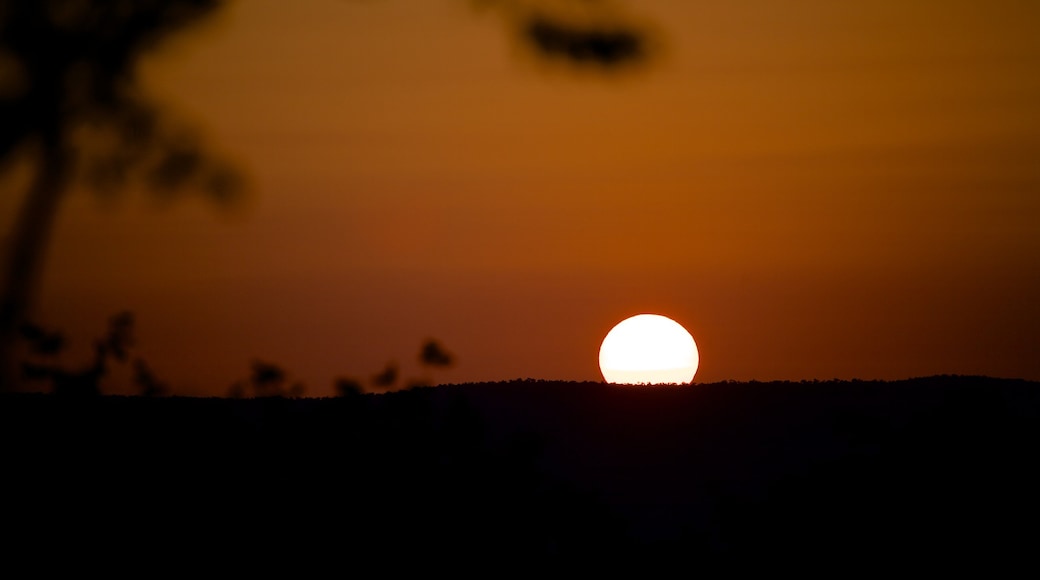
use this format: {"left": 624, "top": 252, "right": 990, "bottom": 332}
{"left": 0, "top": 0, "right": 243, "bottom": 391}
{"left": 228, "top": 359, "right": 306, "bottom": 398}
{"left": 409, "top": 338, "right": 455, "bottom": 388}
{"left": 335, "top": 339, "right": 457, "bottom": 394}
{"left": 370, "top": 361, "right": 399, "bottom": 390}
{"left": 132, "top": 358, "right": 169, "bottom": 397}
{"left": 479, "top": 0, "right": 656, "bottom": 70}
{"left": 522, "top": 12, "right": 645, "bottom": 65}
{"left": 19, "top": 310, "right": 165, "bottom": 396}
{"left": 0, "top": 0, "right": 656, "bottom": 392}
{"left": 334, "top": 376, "right": 364, "bottom": 398}
{"left": 420, "top": 339, "right": 454, "bottom": 368}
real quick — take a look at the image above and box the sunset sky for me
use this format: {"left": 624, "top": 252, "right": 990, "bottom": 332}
{"left": 17, "top": 0, "right": 1040, "bottom": 396}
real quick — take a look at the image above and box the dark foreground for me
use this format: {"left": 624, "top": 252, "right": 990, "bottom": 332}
{"left": 3, "top": 376, "right": 1039, "bottom": 573}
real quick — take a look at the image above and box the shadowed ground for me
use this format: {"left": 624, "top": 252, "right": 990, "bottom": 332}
{"left": 3, "top": 375, "right": 1038, "bottom": 573}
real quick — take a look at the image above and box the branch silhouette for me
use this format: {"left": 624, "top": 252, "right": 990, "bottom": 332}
{"left": 0, "top": 0, "right": 244, "bottom": 391}
{"left": 476, "top": 0, "right": 656, "bottom": 70}
{"left": 0, "top": 0, "right": 658, "bottom": 393}
{"left": 19, "top": 310, "right": 168, "bottom": 397}
{"left": 228, "top": 360, "right": 306, "bottom": 398}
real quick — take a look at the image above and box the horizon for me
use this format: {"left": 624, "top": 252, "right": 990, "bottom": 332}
{"left": 7, "top": 372, "right": 1038, "bottom": 401}
{"left": 3, "top": 0, "right": 1038, "bottom": 397}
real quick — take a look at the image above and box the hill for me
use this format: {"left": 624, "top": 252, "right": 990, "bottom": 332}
{"left": 3, "top": 375, "right": 1039, "bottom": 572}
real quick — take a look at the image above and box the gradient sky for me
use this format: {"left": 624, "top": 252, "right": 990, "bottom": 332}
{"left": 19, "top": 0, "right": 1040, "bottom": 396}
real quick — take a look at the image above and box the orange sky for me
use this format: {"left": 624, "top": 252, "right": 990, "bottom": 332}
{"left": 20, "top": 0, "right": 1040, "bottom": 396}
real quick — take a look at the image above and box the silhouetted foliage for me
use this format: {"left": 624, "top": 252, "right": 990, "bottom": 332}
{"left": 480, "top": 0, "right": 655, "bottom": 70}
{"left": 334, "top": 376, "right": 364, "bottom": 397}
{"left": 0, "top": 0, "right": 657, "bottom": 393}
{"left": 332, "top": 339, "right": 457, "bottom": 394}
{"left": 0, "top": 0, "right": 243, "bottom": 391}
{"left": 402, "top": 338, "right": 457, "bottom": 389}
{"left": 370, "top": 361, "right": 398, "bottom": 389}
{"left": 101, "top": 311, "right": 135, "bottom": 362}
{"left": 28, "top": 341, "right": 105, "bottom": 397}
{"left": 17, "top": 310, "right": 165, "bottom": 397}
{"left": 524, "top": 13, "right": 644, "bottom": 65}
{"left": 251, "top": 360, "right": 286, "bottom": 389}
{"left": 419, "top": 339, "right": 453, "bottom": 368}
{"left": 17, "top": 321, "right": 66, "bottom": 356}
{"left": 228, "top": 359, "right": 306, "bottom": 398}
{"left": 132, "top": 358, "right": 168, "bottom": 397}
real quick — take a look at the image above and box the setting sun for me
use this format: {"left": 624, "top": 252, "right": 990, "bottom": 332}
{"left": 599, "top": 314, "right": 699, "bottom": 385}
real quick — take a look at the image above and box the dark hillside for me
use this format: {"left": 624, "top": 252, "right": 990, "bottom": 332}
{"left": 3, "top": 376, "right": 1038, "bottom": 572}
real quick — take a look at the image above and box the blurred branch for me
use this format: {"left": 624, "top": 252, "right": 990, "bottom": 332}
{"left": 18, "top": 310, "right": 169, "bottom": 397}
{"left": 420, "top": 339, "right": 453, "bottom": 368}
{"left": 0, "top": 1, "right": 243, "bottom": 391}
{"left": 235, "top": 360, "right": 306, "bottom": 398}
{"left": 371, "top": 361, "right": 399, "bottom": 390}
{"left": 0, "top": 0, "right": 657, "bottom": 392}
{"left": 475, "top": 0, "right": 658, "bottom": 71}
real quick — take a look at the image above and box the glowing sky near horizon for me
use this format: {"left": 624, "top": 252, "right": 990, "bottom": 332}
{"left": 19, "top": 0, "right": 1040, "bottom": 396}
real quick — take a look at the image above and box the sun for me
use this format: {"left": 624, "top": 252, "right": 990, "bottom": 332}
{"left": 599, "top": 314, "right": 699, "bottom": 385}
